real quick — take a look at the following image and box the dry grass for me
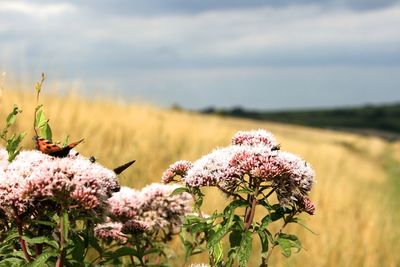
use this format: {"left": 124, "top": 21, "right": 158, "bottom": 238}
{"left": 1, "top": 88, "right": 399, "bottom": 266}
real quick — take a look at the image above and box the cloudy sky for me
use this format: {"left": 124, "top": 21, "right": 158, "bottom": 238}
{"left": 1, "top": 0, "right": 399, "bottom": 110}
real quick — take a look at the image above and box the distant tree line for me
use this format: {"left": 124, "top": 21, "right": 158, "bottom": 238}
{"left": 200, "top": 103, "right": 400, "bottom": 140}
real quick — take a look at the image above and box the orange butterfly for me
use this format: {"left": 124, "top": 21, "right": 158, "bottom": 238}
{"left": 35, "top": 136, "right": 84, "bottom": 158}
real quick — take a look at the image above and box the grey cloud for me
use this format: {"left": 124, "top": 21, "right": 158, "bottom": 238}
{"left": 30, "top": 0, "right": 400, "bottom": 16}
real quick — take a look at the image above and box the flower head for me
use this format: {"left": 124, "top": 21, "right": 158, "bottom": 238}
{"left": 0, "top": 150, "right": 119, "bottom": 218}
{"left": 107, "top": 186, "right": 142, "bottom": 222}
{"left": 94, "top": 221, "right": 127, "bottom": 243}
{"left": 232, "top": 129, "right": 278, "bottom": 148}
{"left": 161, "top": 160, "right": 193, "bottom": 184}
{"left": 139, "top": 183, "right": 192, "bottom": 232}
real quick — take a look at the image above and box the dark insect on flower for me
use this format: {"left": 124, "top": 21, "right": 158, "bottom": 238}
{"left": 34, "top": 136, "right": 84, "bottom": 158}
{"left": 89, "top": 156, "right": 96, "bottom": 163}
{"left": 113, "top": 160, "right": 135, "bottom": 175}
{"left": 271, "top": 144, "right": 281, "bottom": 151}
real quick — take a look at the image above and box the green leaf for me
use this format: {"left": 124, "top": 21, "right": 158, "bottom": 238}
{"left": 276, "top": 233, "right": 302, "bottom": 257}
{"left": 257, "top": 231, "right": 269, "bottom": 255}
{"left": 237, "top": 231, "right": 252, "bottom": 267}
{"left": 25, "top": 251, "right": 58, "bottom": 267}
{"left": 187, "top": 221, "right": 208, "bottom": 234}
{"left": 88, "top": 234, "right": 103, "bottom": 255}
{"left": 236, "top": 188, "right": 253, "bottom": 194}
{"left": 22, "top": 236, "right": 59, "bottom": 249}
{"left": 62, "top": 135, "right": 70, "bottom": 147}
{"left": 224, "top": 199, "right": 248, "bottom": 214}
{"left": 210, "top": 241, "right": 223, "bottom": 264}
{"left": 43, "top": 124, "right": 52, "bottom": 141}
{"left": 208, "top": 223, "right": 230, "bottom": 248}
{"left": 1, "top": 230, "right": 19, "bottom": 244}
{"left": 0, "top": 257, "right": 26, "bottom": 267}
{"left": 104, "top": 247, "right": 138, "bottom": 260}
{"left": 6, "top": 105, "right": 20, "bottom": 127}
{"left": 35, "top": 107, "right": 52, "bottom": 141}
{"left": 69, "top": 234, "right": 85, "bottom": 262}
{"left": 170, "top": 187, "right": 190, "bottom": 196}
{"left": 260, "top": 215, "right": 272, "bottom": 230}
{"left": 31, "top": 220, "right": 57, "bottom": 228}
{"left": 35, "top": 109, "right": 46, "bottom": 129}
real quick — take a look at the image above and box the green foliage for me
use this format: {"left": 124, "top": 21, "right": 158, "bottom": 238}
{"left": 0, "top": 105, "right": 26, "bottom": 162}
{"left": 34, "top": 107, "right": 52, "bottom": 141}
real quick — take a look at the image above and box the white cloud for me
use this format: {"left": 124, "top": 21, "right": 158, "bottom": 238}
{"left": 0, "top": 1, "right": 75, "bottom": 18}
{"left": 62, "top": 4, "right": 399, "bottom": 63}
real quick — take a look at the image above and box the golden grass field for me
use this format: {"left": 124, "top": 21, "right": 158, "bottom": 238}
{"left": 1, "top": 88, "right": 400, "bottom": 266}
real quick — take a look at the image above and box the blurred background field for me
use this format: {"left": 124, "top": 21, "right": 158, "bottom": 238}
{"left": 1, "top": 88, "right": 399, "bottom": 266}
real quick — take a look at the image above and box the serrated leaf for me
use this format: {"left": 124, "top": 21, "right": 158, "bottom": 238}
{"left": 22, "top": 236, "right": 59, "bottom": 249}
{"left": 236, "top": 188, "right": 253, "bottom": 194}
{"left": 188, "top": 222, "right": 208, "bottom": 234}
{"left": 237, "top": 231, "right": 252, "bottom": 267}
{"left": 211, "top": 241, "right": 223, "bottom": 264}
{"left": 69, "top": 234, "right": 85, "bottom": 262}
{"left": 25, "top": 251, "right": 57, "bottom": 267}
{"left": 260, "top": 215, "right": 272, "bottom": 230}
{"left": 43, "top": 124, "right": 52, "bottom": 141}
{"left": 105, "top": 247, "right": 138, "bottom": 259}
{"left": 1, "top": 231, "right": 18, "bottom": 244}
{"left": 6, "top": 106, "right": 20, "bottom": 127}
{"left": 208, "top": 223, "right": 230, "bottom": 247}
{"left": 31, "top": 220, "right": 57, "bottom": 227}
{"left": 170, "top": 187, "right": 189, "bottom": 196}
{"left": 35, "top": 109, "right": 46, "bottom": 129}
{"left": 88, "top": 235, "right": 103, "bottom": 255}
{"left": 257, "top": 231, "right": 269, "bottom": 254}
{"left": 224, "top": 199, "right": 248, "bottom": 214}
{"left": 0, "top": 257, "right": 26, "bottom": 267}
{"left": 276, "top": 233, "right": 302, "bottom": 257}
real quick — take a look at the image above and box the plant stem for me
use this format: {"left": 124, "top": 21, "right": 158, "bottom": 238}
{"left": 244, "top": 183, "right": 259, "bottom": 231}
{"left": 56, "top": 211, "right": 67, "bottom": 267}
{"left": 15, "top": 216, "right": 32, "bottom": 262}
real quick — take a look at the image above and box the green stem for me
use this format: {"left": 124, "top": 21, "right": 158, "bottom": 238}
{"left": 56, "top": 211, "right": 67, "bottom": 267}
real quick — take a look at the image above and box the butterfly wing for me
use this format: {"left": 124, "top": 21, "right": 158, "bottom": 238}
{"left": 49, "top": 139, "right": 84, "bottom": 157}
{"left": 113, "top": 160, "right": 135, "bottom": 175}
{"left": 36, "top": 137, "right": 63, "bottom": 154}
{"left": 36, "top": 137, "right": 84, "bottom": 158}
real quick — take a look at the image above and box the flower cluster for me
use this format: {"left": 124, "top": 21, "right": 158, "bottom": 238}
{"left": 161, "top": 160, "right": 193, "bottom": 183}
{"left": 94, "top": 222, "right": 128, "bottom": 243}
{"left": 163, "top": 129, "right": 316, "bottom": 211}
{"left": 0, "top": 149, "right": 119, "bottom": 218}
{"left": 231, "top": 129, "right": 278, "bottom": 148}
{"left": 95, "top": 183, "right": 192, "bottom": 242}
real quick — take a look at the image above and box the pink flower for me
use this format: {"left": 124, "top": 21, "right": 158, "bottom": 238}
{"left": 0, "top": 150, "right": 119, "bottom": 218}
{"left": 231, "top": 129, "right": 278, "bottom": 148}
{"left": 108, "top": 186, "right": 142, "bottom": 222}
{"left": 161, "top": 160, "right": 193, "bottom": 183}
{"left": 184, "top": 146, "right": 243, "bottom": 188}
{"left": 107, "top": 183, "right": 192, "bottom": 233}
{"left": 94, "top": 222, "right": 127, "bottom": 243}
{"left": 139, "top": 183, "right": 192, "bottom": 232}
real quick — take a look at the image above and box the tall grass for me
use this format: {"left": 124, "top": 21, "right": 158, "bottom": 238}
{"left": 1, "top": 89, "right": 399, "bottom": 266}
